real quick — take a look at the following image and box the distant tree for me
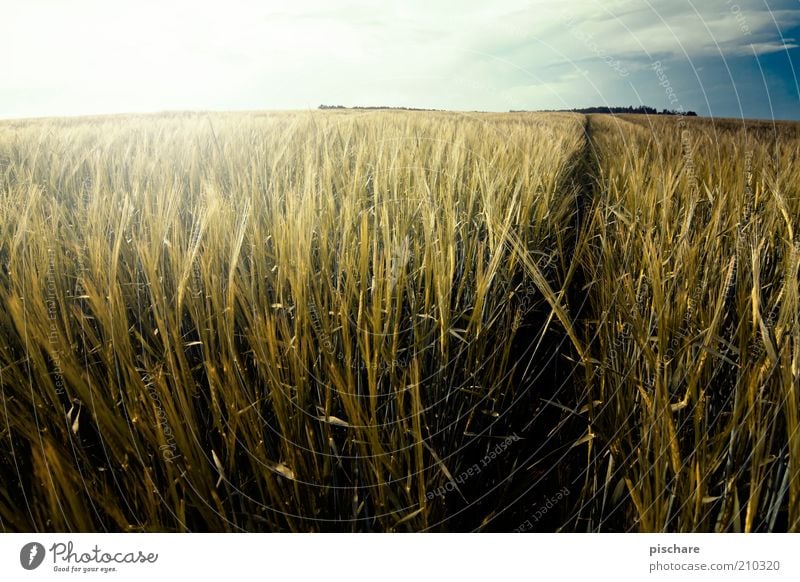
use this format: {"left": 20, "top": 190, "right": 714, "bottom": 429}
{"left": 514, "top": 105, "right": 702, "bottom": 116}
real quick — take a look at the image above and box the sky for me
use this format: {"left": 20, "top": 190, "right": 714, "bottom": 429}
{"left": 2, "top": 0, "right": 799, "bottom": 120}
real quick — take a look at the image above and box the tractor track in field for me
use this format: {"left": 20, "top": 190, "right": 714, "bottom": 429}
{"left": 466, "top": 115, "right": 602, "bottom": 532}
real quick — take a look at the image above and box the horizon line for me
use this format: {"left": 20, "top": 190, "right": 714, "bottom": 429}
{"left": 2, "top": 106, "right": 799, "bottom": 125}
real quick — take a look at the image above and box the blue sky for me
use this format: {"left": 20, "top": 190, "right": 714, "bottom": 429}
{"left": 2, "top": 0, "right": 799, "bottom": 120}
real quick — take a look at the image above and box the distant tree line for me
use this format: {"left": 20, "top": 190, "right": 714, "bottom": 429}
{"left": 318, "top": 105, "right": 439, "bottom": 111}
{"left": 318, "top": 104, "right": 699, "bottom": 116}
{"left": 513, "top": 105, "right": 698, "bottom": 116}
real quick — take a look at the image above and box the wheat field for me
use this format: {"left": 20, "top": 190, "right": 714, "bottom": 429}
{"left": 0, "top": 110, "right": 797, "bottom": 532}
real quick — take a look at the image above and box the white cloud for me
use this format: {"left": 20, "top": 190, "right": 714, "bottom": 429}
{"left": 0, "top": 0, "right": 797, "bottom": 117}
